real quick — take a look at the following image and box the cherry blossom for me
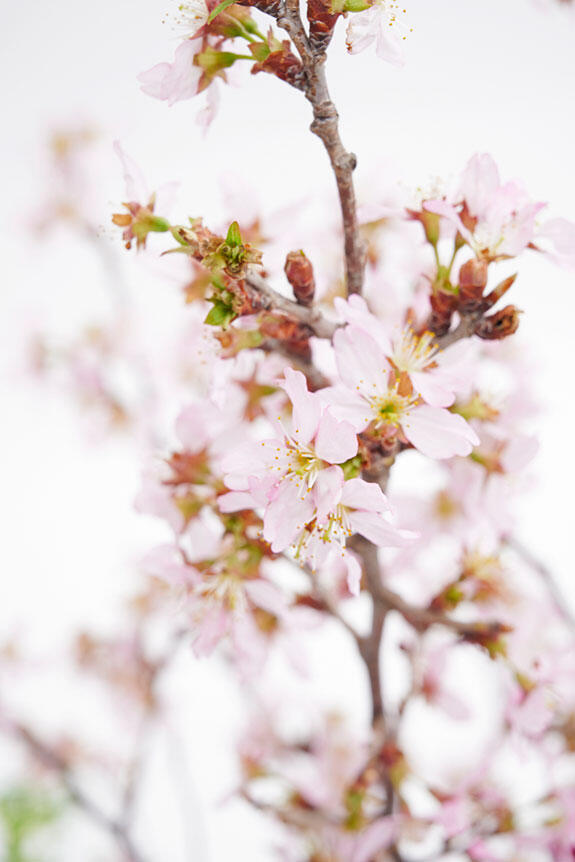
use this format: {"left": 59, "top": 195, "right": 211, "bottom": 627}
{"left": 424, "top": 153, "right": 546, "bottom": 260}
{"left": 290, "top": 466, "right": 414, "bottom": 592}
{"left": 220, "top": 368, "right": 359, "bottom": 552}
{"left": 327, "top": 325, "right": 479, "bottom": 458}
{"left": 346, "top": 1, "right": 411, "bottom": 66}
{"left": 138, "top": 38, "right": 204, "bottom": 106}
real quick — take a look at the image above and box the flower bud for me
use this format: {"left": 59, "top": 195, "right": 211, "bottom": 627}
{"left": 458, "top": 258, "right": 488, "bottom": 312}
{"left": 406, "top": 208, "right": 440, "bottom": 246}
{"left": 284, "top": 250, "right": 315, "bottom": 306}
{"left": 474, "top": 305, "right": 521, "bottom": 340}
{"left": 251, "top": 41, "right": 305, "bottom": 89}
{"left": 307, "top": 0, "right": 340, "bottom": 52}
{"left": 112, "top": 201, "right": 169, "bottom": 250}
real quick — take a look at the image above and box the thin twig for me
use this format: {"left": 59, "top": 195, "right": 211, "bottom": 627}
{"left": 245, "top": 268, "right": 338, "bottom": 338}
{"left": 504, "top": 536, "right": 575, "bottom": 634}
{"left": 436, "top": 312, "right": 481, "bottom": 349}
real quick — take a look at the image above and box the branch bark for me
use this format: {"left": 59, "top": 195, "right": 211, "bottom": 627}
{"left": 245, "top": 268, "right": 338, "bottom": 338}
{"left": 276, "top": 0, "right": 366, "bottom": 295}
{"left": 436, "top": 312, "right": 481, "bottom": 349}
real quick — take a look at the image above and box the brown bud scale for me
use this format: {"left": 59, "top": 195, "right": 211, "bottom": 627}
{"left": 474, "top": 305, "right": 521, "bottom": 340}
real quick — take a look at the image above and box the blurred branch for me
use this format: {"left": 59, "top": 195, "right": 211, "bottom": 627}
{"left": 504, "top": 536, "right": 575, "bottom": 634}
{"left": 7, "top": 720, "right": 145, "bottom": 862}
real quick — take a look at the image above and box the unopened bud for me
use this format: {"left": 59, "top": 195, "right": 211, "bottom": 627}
{"left": 251, "top": 42, "right": 305, "bottom": 89}
{"left": 307, "top": 0, "right": 340, "bottom": 52}
{"left": 428, "top": 289, "right": 457, "bottom": 337}
{"left": 284, "top": 250, "right": 315, "bottom": 306}
{"left": 407, "top": 208, "right": 441, "bottom": 246}
{"left": 474, "top": 305, "right": 521, "bottom": 340}
{"left": 196, "top": 47, "right": 237, "bottom": 75}
{"left": 458, "top": 258, "right": 488, "bottom": 311}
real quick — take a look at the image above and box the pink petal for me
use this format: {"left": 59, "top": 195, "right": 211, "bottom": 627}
{"left": 283, "top": 367, "right": 321, "bottom": 446}
{"left": 333, "top": 326, "right": 389, "bottom": 395}
{"left": 352, "top": 817, "right": 396, "bottom": 862}
{"left": 402, "top": 405, "right": 479, "bottom": 459}
{"left": 411, "top": 370, "right": 455, "bottom": 408}
{"left": 348, "top": 510, "right": 414, "bottom": 548}
{"left": 313, "top": 466, "right": 344, "bottom": 525}
{"left": 341, "top": 476, "right": 391, "bottom": 514}
{"left": 318, "top": 385, "right": 373, "bottom": 431}
{"left": 264, "top": 480, "right": 315, "bottom": 553}
{"left": 343, "top": 551, "right": 362, "bottom": 596}
{"left": 460, "top": 153, "right": 501, "bottom": 217}
{"left": 138, "top": 39, "right": 202, "bottom": 106}
{"left": 314, "top": 410, "right": 358, "bottom": 464}
{"left": 218, "top": 490, "right": 258, "bottom": 513}
{"left": 113, "top": 140, "right": 148, "bottom": 202}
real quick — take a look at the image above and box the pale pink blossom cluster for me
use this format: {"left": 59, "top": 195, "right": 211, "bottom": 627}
{"left": 11, "top": 2, "right": 575, "bottom": 856}
{"left": 424, "top": 152, "right": 575, "bottom": 266}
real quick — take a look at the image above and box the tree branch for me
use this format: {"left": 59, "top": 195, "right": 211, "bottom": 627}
{"left": 436, "top": 312, "right": 481, "bottom": 349}
{"left": 245, "top": 268, "right": 338, "bottom": 338}
{"left": 276, "top": 0, "right": 366, "bottom": 295}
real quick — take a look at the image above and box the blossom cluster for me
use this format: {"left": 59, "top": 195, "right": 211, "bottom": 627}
{"left": 5, "top": 1, "right": 575, "bottom": 860}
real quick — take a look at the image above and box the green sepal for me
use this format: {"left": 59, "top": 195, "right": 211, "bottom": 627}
{"left": 226, "top": 220, "right": 242, "bottom": 247}
{"left": 344, "top": 788, "right": 365, "bottom": 832}
{"left": 443, "top": 584, "right": 465, "bottom": 607}
{"left": 341, "top": 454, "right": 362, "bottom": 480}
{"left": 242, "top": 17, "right": 265, "bottom": 36}
{"left": 196, "top": 48, "right": 238, "bottom": 73}
{"left": 171, "top": 225, "right": 192, "bottom": 245}
{"left": 207, "top": 0, "right": 238, "bottom": 24}
{"left": 249, "top": 41, "right": 271, "bottom": 62}
{"left": 204, "top": 299, "right": 237, "bottom": 328}
{"left": 342, "top": 0, "right": 371, "bottom": 11}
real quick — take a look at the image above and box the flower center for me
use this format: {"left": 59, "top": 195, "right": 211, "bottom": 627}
{"left": 292, "top": 505, "right": 353, "bottom": 563}
{"left": 376, "top": 1, "right": 413, "bottom": 41}
{"left": 166, "top": 0, "right": 208, "bottom": 37}
{"left": 391, "top": 327, "right": 438, "bottom": 374}
{"left": 285, "top": 440, "right": 324, "bottom": 489}
{"left": 371, "top": 387, "right": 416, "bottom": 427}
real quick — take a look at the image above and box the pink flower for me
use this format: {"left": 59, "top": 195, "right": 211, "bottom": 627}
{"left": 220, "top": 368, "right": 359, "bottom": 553}
{"left": 346, "top": 2, "right": 410, "bottom": 66}
{"left": 327, "top": 326, "right": 479, "bottom": 459}
{"left": 419, "top": 644, "right": 471, "bottom": 721}
{"left": 112, "top": 141, "right": 177, "bottom": 248}
{"left": 335, "top": 297, "right": 473, "bottom": 408}
{"left": 138, "top": 39, "right": 203, "bottom": 106}
{"left": 324, "top": 817, "right": 398, "bottom": 862}
{"left": 291, "top": 466, "right": 414, "bottom": 592}
{"left": 506, "top": 684, "right": 555, "bottom": 739}
{"left": 534, "top": 217, "right": 575, "bottom": 268}
{"left": 424, "top": 153, "right": 546, "bottom": 260}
